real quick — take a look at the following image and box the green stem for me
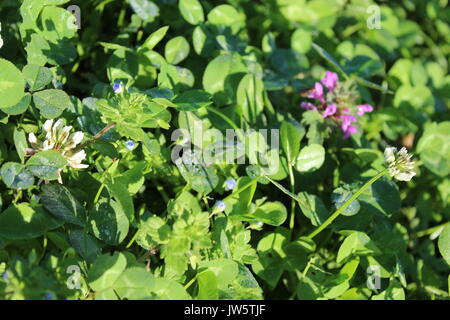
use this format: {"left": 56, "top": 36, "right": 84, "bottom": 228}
{"left": 264, "top": 176, "right": 299, "bottom": 202}
{"left": 416, "top": 221, "right": 450, "bottom": 238}
{"left": 77, "top": 122, "right": 116, "bottom": 151}
{"left": 155, "top": 182, "right": 169, "bottom": 203}
{"left": 184, "top": 276, "right": 197, "bottom": 290}
{"left": 13, "top": 190, "right": 22, "bottom": 204}
{"left": 288, "top": 164, "right": 296, "bottom": 233}
{"left": 306, "top": 169, "right": 388, "bottom": 239}
{"left": 93, "top": 183, "right": 105, "bottom": 204}
{"left": 222, "top": 179, "right": 257, "bottom": 202}
{"left": 126, "top": 231, "right": 139, "bottom": 249}
{"left": 204, "top": 106, "right": 244, "bottom": 141}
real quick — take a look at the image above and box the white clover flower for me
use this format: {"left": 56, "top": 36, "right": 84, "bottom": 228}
{"left": 27, "top": 119, "right": 88, "bottom": 184}
{"left": 384, "top": 147, "right": 416, "bottom": 181}
{"left": 0, "top": 23, "right": 3, "bottom": 49}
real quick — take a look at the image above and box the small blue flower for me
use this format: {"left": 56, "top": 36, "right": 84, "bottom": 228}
{"left": 225, "top": 178, "right": 237, "bottom": 191}
{"left": 125, "top": 140, "right": 136, "bottom": 151}
{"left": 214, "top": 200, "right": 226, "bottom": 213}
{"left": 2, "top": 272, "right": 7, "bottom": 282}
{"left": 44, "top": 292, "right": 53, "bottom": 300}
{"left": 112, "top": 82, "right": 124, "bottom": 94}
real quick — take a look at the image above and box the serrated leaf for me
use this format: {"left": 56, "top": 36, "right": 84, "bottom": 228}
{"left": 33, "top": 89, "right": 72, "bottom": 119}
{"left": 26, "top": 150, "right": 67, "bottom": 180}
{"left": 89, "top": 198, "right": 129, "bottom": 245}
{"left": 105, "top": 181, "right": 135, "bottom": 222}
{"left": 13, "top": 127, "right": 27, "bottom": 163}
{"left": 0, "top": 162, "right": 34, "bottom": 190}
{"left": 0, "top": 203, "right": 62, "bottom": 240}
{"left": 68, "top": 229, "right": 101, "bottom": 263}
{"left": 40, "top": 183, "right": 86, "bottom": 226}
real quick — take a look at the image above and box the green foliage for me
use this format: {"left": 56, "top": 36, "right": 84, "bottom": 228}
{"left": 0, "top": 0, "right": 449, "bottom": 301}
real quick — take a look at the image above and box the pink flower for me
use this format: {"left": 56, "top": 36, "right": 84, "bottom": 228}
{"left": 322, "top": 104, "right": 337, "bottom": 118}
{"left": 321, "top": 71, "right": 339, "bottom": 92}
{"left": 356, "top": 104, "right": 374, "bottom": 116}
{"left": 339, "top": 114, "right": 357, "bottom": 131}
{"left": 342, "top": 125, "right": 357, "bottom": 139}
{"left": 307, "top": 82, "right": 325, "bottom": 104}
{"left": 300, "top": 102, "right": 318, "bottom": 110}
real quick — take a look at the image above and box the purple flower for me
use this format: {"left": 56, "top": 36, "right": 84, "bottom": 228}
{"left": 44, "top": 293, "right": 53, "bottom": 300}
{"left": 339, "top": 114, "right": 357, "bottom": 131}
{"left": 322, "top": 104, "right": 337, "bottom": 118}
{"left": 307, "top": 82, "right": 325, "bottom": 104}
{"left": 300, "top": 102, "right": 318, "bottom": 111}
{"left": 356, "top": 104, "right": 374, "bottom": 116}
{"left": 225, "top": 178, "right": 237, "bottom": 191}
{"left": 321, "top": 71, "right": 339, "bottom": 92}
{"left": 342, "top": 125, "right": 357, "bottom": 139}
{"left": 2, "top": 272, "right": 7, "bottom": 282}
{"left": 112, "top": 82, "right": 123, "bottom": 94}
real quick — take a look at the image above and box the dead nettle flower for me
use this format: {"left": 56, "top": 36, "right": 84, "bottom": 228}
{"left": 384, "top": 147, "right": 416, "bottom": 181}
{"left": 300, "top": 71, "right": 374, "bottom": 139}
{"left": 27, "top": 119, "right": 88, "bottom": 184}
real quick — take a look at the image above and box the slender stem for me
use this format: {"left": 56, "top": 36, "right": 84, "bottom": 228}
{"left": 126, "top": 231, "right": 139, "bottom": 249}
{"left": 154, "top": 181, "right": 169, "bottom": 203}
{"left": 77, "top": 122, "right": 116, "bottom": 150}
{"left": 184, "top": 276, "right": 197, "bottom": 290}
{"left": 93, "top": 184, "right": 105, "bottom": 204}
{"left": 209, "top": 179, "right": 258, "bottom": 219}
{"left": 13, "top": 190, "right": 23, "bottom": 204}
{"left": 222, "top": 179, "right": 257, "bottom": 202}
{"left": 264, "top": 176, "right": 299, "bottom": 202}
{"left": 288, "top": 164, "right": 296, "bottom": 233}
{"left": 416, "top": 221, "right": 450, "bottom": 238}
{"left": 204, "top": 106, "right": 244, "bottom": 141}
{"left": 306, "top": 169, "right": 388, "bottom": 239}
{"left": 202, "top": 196, "right": 210, "bottom": 210}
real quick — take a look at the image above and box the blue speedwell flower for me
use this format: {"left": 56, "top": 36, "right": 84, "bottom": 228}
{"left": 213, "top": 200, "right": 226, "bottom": 214}
{"left": 225, "top": 178, "right": 237, "bottom": 191}
{"left": 112, "top": 82, "right": 124, "bottom": 94}
{"left": 125, "top": 140, "right": 136, "bottom": 151}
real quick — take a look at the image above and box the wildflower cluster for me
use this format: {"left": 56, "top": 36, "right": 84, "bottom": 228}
{"left": 27, "top": 119, "right": 88, "bottom": 183}
{"left": 301, "top": 71, "right": 373, "bottom": 139}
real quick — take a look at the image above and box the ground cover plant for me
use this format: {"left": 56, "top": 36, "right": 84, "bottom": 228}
{"left": 0, "top": 0, "right": 449, "bottom": 300}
